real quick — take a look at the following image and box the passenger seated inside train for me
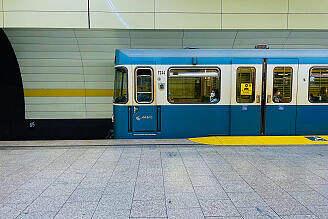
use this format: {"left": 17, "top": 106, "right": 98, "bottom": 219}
{"left": 320, "top": 87, "right": 328, "bottom": 102}
{"left": 210, "top": 90, "right": 218, "bottom": 103}
{"left": 309, "top": 87, "right": 328, "bottom": 103}
{"left": 273, "top": 88, "right": 281, "bottom": 103}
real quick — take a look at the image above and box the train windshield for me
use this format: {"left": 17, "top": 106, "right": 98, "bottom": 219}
{"left": 114, "top": 67, "right": 128, "bottom": 104}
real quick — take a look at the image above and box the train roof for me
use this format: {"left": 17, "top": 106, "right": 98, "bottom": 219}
{"left": 115, "top": 49, "right": 328, "bottom": 65}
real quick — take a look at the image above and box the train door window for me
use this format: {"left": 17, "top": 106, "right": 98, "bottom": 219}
{"left": 272, "top": 67, "right": 293, "bottom": 103}
{"left": 135, "top": 68, "right": 153, "bottom": 103}
{"left": 168, "top": 68, "right": 220, "bottom": 104}
{"left": 114, "top": 67, "right": 128, "bottom": 104}
{"left": 309, "top": 67, "right": 328, "bottom": 103}
{"left": 236, "top": 67, "right": 256, "bottom": 103}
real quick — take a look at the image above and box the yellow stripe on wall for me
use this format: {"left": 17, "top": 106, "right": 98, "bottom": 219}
{"left": 24, "top": 89, "right": 114, "bottom": 97}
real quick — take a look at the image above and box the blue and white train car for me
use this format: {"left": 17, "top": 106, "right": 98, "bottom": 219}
{"left": 113, "top": 49, "right": 328, "bottom": 138}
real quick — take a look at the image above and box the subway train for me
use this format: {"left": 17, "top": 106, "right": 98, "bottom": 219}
{"left": 113, "top": 49, "right": 328, "bottom": 139}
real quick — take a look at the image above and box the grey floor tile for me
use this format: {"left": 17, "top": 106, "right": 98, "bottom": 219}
{"left": 55, "top": 201, "right": 98, "bottom": 219}
{"left": 278, "top": 180, "right": 313, "bottom": 192}
{"left": 67, "top": 188, "right": 103, "bottom": 202}
{"left": 213, "top": 171, "right": 243, "bottom": 182}
{"left": 199, "top": 199, "right": 241, "bottom": 217}
{"left": 187, "top": 168, "right": 213, "bottom": 176}
{"left": 136, "top": 175, "right": 164, "bottom": 185}
{"left": 110, "top": 174, "right": 137, "bottom": 183}
{"left": 237, "top": 206, "right": 280, "bottom": 219}
{"left": 17, "top": 211, "right": 57, "bottom": 219}
{"left": 309, "top": 184, "right": 328, "bottom": 198}
{"left": 22, "top": 195, "right": 67, "bottom": 215}
{"left": 204, "top": 217, "right": 242, "bottom": 219}
{"left": 92, "top": 208, "right": 130, "bottom": 219}
{"left": 99, "top": 193, "right": 133, "bottom": 210}
{"left": 220, "top": 180, "right": 254, "bottom": 193}
{"left": 134, "top": 184, "right": 165, "bottom": 200}
{"left": 190, "top": 175, "right": 220, "bottom": 187}
{"left": 166, "top": 192, "right": 200, "bottom": 209}
{"left": 167, "top": 207, "right": 205, "bottom": 219}
{"left": 194, "top": 186, "right": 229, "bottom": 200}
{"left": 165, "top": 180, "right": 194, "bottom": 194}
{"left": 54, "top": 172, "right": 86, "bottom": 184}
{"left": 264, "top": 197, "right": 312, "bottom": 216}
{"left": 104, "top": 182, "right": 135, "bottom": 195}
{"left": 280, "top": 215, "right": 318, "bottom": 219}
{"left": 130, "top": 199, "right": 166, "bottom": 218}
{"left": 307, "top": 205, "right": 328, "bottom": 218}
{"left": 289, "top": 190, "right": 328, "bottom": 207}
{"left": 228, "top": 192, "right": 267, "bottom": 208}
{"left": 138, "top": 167, "right": 163, "bottom": 177}
{"left": 5, "top": 189, "right": 41, "bottom": 205}
{"left": 0, "top": 203, "right": 28, "bottom": 218}
{"left": 42, "top": 183, "right": 78, "bottom": 198}
{"left": 78, "top": 177, "right": 108, "bottom": 189}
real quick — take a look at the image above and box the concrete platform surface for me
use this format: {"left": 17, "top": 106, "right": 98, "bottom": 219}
{"left": 0, "top": 139, "right": 196, "bottom": 147}
{"left": 1, "top": 144, "right": 328, "bottom": 218}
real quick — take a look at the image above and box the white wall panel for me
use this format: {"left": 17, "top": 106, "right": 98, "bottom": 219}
{"left": 90, "top": 12, "right": 154, "bottom": 29}
{"left": 22, "top": 74, "right": 85, "bottom": 82}
{"left": 0, "top": 0, "right": 3, "bottom": 28}
{"left": 25, "top": 97, "right": 85, "bottom": 104}
{"left": 23, "top": 82, "right": 85, "bottom": 89}
{"left": 26, "top": 112, "right": 86, "bottom": 119}
{"left": 3, "top": 0, "right": 87, "bottom": 11}
{"left": 4, "top": 12, "right": 88, "bottom": 28}
{"left": 91, "top": 0, "right": 154, "bottom": 12}
{"left": 155, "top": 0, "right": 221, "bottom": 13}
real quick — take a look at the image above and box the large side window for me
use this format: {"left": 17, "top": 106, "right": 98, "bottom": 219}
{"left": 168, "top": 68, "right": 220, "bottom": 104}
{"left": 113, "top": 67, "right": 128, "bottom": 104}
{"left": 236, "top": 67, "right": 256, "bottom": 103}
{"left": 272, "top": 67, "right": 293, "bottom": 103}
{"left": 135, "top": 68, "right": 153, "bottom": 103}
{"left": 309, "top": 67, "right": 328, "bottom": 103}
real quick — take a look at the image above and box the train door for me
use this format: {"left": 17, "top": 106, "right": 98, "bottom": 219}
{"left": 131, "top": 67, "right": 158, "bottom": 135}
{"left": 230, "top": 59, "right": 263, "bottom": 135}
{"left": 264, "top": 59, "right": 298, "bottom": 135}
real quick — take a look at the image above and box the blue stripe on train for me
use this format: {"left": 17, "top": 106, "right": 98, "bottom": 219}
{"left": 113, "top": 104, "right": 328, "bottom": 138}
{"left": 296, "top": 105, "right": 328, "bottom": 135}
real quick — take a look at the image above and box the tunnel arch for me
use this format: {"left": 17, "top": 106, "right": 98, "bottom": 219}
{"left": 0, "top": 29, "right": 25, "bottom": 140}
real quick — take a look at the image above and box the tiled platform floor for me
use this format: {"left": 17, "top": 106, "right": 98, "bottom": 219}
{"left": 1, "top": 144, "right": 328, "bottom": 218}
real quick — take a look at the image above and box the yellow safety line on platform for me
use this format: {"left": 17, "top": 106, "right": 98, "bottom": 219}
{"left": 24, "top": 89, "right": 114, "bottom": 97}
{"left": 189, "top": 136, "right": 328, "bottom": 146}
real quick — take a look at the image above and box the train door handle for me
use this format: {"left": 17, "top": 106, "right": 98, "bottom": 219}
{"left": 133, "top": 106, "right": 139, "bottom": 114}
{"left": 267, "top": 95, "right": 272, "bottom": 103}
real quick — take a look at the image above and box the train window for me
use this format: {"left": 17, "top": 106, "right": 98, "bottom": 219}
{"left": 272, "top": 67, "right": 293, "bottom": 103}
{"left": 309, "top": 67, "right": 328, "bottom": 103}
{"left": 236, "top": 67, "right": 256, "bottom": 103}
{"left": 135, "top": 68, "right": 153, "bottom": 103}
{"left": 167, "top": 68, "right": 220, "bottom": 104}
{"left": 113, "top": 67, "right": 128, "bottom": 104}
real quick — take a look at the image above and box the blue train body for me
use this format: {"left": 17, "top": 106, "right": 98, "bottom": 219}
{"left": 113, "top": 49, "right": 328, "bottom": 138}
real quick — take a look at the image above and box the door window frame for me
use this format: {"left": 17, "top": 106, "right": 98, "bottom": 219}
{"left": 134, "top": 67, "right": 154, "bottom": 104}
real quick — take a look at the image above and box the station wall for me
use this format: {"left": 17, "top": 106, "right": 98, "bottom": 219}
{"left": 2, "top": 0, "right": 328, "bottom": 29}
{"left": 5, "top": 28, "right": 328, "bottom": 122}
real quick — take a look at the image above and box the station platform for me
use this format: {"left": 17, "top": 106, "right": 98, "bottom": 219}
{"left": 1, "top": 136, "right": 328, "bottom": 147}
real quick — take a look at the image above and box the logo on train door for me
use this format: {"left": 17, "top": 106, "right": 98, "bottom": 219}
{"left": 241, "top": 83, "right": 252, "bottom": 95}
